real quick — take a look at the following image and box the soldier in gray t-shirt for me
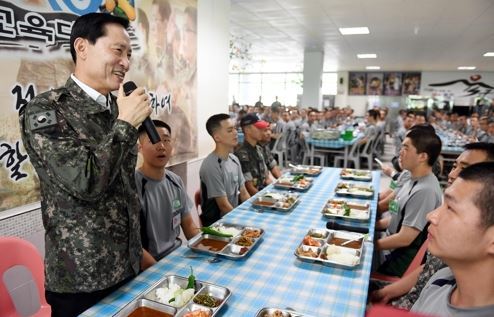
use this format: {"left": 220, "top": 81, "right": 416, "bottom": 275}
{"left": 200, "top": 114, "right": 250, "bottom": 226}
{"left": 136, "top": 120, "right": 200, "bottom": 260}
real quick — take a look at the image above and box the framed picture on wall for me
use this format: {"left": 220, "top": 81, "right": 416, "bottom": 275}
{"left": 366, "top": 72, "right": 384, "bottom": 95}
{"left": 402, "top": 72, "right": 421, "bottom": 95}
{"left": 348, "top": 72, "right": 366, "bottom": 95}
{"left": 383, "top": 72, "right": 402, "bottom": 96}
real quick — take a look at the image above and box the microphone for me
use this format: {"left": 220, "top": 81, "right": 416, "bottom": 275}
{"left": 326, "top": 221, "right": 369, "bottom": 234}
{"left": 123, "top": 81, "right": 161, "bottom": 144}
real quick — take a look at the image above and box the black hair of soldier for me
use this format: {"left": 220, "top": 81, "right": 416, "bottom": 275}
{"left": 137, "top": 120, "right": 171, "bottom": 136}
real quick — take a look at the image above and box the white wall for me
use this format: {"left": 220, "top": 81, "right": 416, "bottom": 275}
{"left": 197, "top": 0, "right": 231, "bottom": 157}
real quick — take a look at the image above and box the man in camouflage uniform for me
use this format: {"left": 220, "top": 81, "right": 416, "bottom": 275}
{"left": 258, "top": 123, "right": 282, "bottom": 179}
{"left": 19, "top": 13, "right": 153, "bottom": 317}
{"left": 234, "top": 113, "right": 270, "bottom": 195}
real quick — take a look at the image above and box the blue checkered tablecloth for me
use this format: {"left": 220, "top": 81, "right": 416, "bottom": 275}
{"left": 81, "top": 168, "right": 380, "bottom": 317}
{"left": 306, "top": 136, "right": 361, "bottom": 149}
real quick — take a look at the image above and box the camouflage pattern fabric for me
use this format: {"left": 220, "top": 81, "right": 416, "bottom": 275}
{"left": 235, "top": 141, "right": 268, "bottom": 191}
{"left": 260, "top": 143, "right": 277, "bottom": 170}
{"left": 393, "top": 251, "right": 446, "bottom": 309}
{"left": 19, "top": 77, "right": 142, "bottom": 293}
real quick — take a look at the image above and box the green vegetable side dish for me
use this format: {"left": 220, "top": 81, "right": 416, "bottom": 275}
{"left": 169, "top": 266, "right": 195, "bottom": 303}
{"left": 200, "top": 226, "right": 233, "bottom": 238}
{"left": 343, "top": 203, "right": 351, "bottom": 217}
{"left": 292, "top": 174, "right": 304, "bottom": 182}
{"left": 193, "top": 293, "right": 220, "bottom": 307}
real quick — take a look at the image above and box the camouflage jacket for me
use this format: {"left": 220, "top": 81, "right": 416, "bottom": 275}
{"left": 19, "top": 77, "right": 142, "bottom": 293}
{"left": 393, "top": 251, "right": 446, "bottom": 310}
{"left": 234, "top": 141, "right": 268, "bottom": 190}
{"left": 260, "top": 143, "right": 277, "bottom": 171}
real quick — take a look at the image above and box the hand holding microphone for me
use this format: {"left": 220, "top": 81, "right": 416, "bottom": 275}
{"left": 116, "top": 81, "right": 160, "bottom": 144}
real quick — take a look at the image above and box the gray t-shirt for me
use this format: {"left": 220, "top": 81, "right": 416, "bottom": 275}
{"left": 199, "top": 152, "right": 245, "bottom": 226}
{"left": 387, "top": 172, "right": 442, "bottom": 235}
{"left": 135, "top": 170, "right": 193, "bottom": 259}
{"left": 412, "top": 267, "right": 494, "bottom": 317}
{"left": 379, "top": 172, "right": 442, "bottom": 276}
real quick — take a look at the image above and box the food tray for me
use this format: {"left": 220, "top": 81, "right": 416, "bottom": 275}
{"left": 340, "top": 168, "right": 372, "bottom": 181}
{"left": 321, "top": 198, "right": 370, "bottom": 221}
{"left": 255, "top": 307, "right": 316, "bottom": 317}
{"left": 273, "top": 176, "right": 313, "bottom": 191}
{"left": 251, "top": 191, "right": 300, "bottom": 212}
{"left": 294, "top": 228, "right": 365, "bottom": 269}
{"left": 188, "top": 222, "right": 264, "bottom": 259}
{"left": 290, "top": 165, "right": 322, "bottom": 176}
{"left": 335, "top": 182, "right": 374, "bottom": 199}
{"left": 114, "top": 275, "right": 231, "bottom": 317}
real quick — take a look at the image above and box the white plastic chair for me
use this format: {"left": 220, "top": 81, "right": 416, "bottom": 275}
{"left": 334, "top": 140, "right": 361, "bottom": 168}
{"left": 272, "top": 134, "right": 288, "bottom": 167}
{"left": 301, "top": 138, "right": 327, "bottom": 166}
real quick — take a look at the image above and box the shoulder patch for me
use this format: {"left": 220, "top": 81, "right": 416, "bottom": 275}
{"left": 28, "top": 110, "right": 57, "bottom": 131}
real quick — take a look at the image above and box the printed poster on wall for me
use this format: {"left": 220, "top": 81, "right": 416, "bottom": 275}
{"left": 402, "top": 72, "right": 421, "bottom": 95}
{"left": 348, "top": 72, "right": 366, "bottom": 95}
{"left": 0, "top": 0, "right": 197, "bottom": 213}
{"left": 383, "top": 72, "right": 402, "bottom": 96}
{"left": 366, "top": 72, "right": 383, "bottom": 95}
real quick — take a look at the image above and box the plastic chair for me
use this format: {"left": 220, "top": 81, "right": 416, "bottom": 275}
{"left": 366, "top": 304, "right": 434, "bottom": 317}
{"left": 371, "top": 238, "right": 430, "bottom": 283}
{"left": 0, "top": 236, "right": 51, "bottom": 317}
{"left": 272, "top": 134, "right": 288, "bottom": 167}
{"left": 334, "top": 139, "right": 361, "bottom": 169}
{"left": 301, "top": 138, "right": 327, "bottom": 166}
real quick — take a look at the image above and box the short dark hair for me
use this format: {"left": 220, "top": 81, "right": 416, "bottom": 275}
{"left": 409, "top": 123, "right": 436, "bottom": 134}
{"left": 138, "top": 119, "right": 171, "bottom": 136}
{"left": 367, "top": 109, "right": 379, "bottom": 120}
{"left": 206, "top": 113, "right": 231, "bottom": 136}
{"left": 415, "top": 111, "right": 427, "bottom": 121}
{"left": 152, "top": 0, "right": 172, "bottom": 20}
{"left": 458, "top": 162, "right": 494, "bottom": 229}
{"left": 464, "top": 142, "right": 494, "bottom": 161}
{"left": 70, "top": 13, "right": 129, "bottom": 63}
{"left": 406, "top": 128, "right": 442, "bottom": 166}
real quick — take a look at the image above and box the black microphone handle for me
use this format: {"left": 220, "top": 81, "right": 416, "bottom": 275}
{"left": 123, "top": 81, "right": 161, "bottom": 144}
{"left": 142, "top": 117, "right": 161, "bottom": 144}
{"left": 326, "top": 221, "right": 369, "bottom": 234}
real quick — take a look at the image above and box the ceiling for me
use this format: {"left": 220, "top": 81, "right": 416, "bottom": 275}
{"left": 229, "top": 0, "right": 494, "bottom": 73}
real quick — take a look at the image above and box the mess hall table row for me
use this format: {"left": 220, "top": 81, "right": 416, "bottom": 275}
{"left": 81, "top": 168, "right": 380, "bottom": 317}
{"left": 306, "top": 136, "right": 363, "bottom": 168}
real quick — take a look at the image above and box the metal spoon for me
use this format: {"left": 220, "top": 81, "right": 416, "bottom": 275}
{"left": 341, "top": 233, "right": 368, "bottom": 246}
{"left": 182, "top": 255, "right": 222, "bottom": 263}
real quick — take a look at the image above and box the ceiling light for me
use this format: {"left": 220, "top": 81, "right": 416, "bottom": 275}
{"left": 357, "top": 54, "right": 377, "bottom": 59}
{"left": 483, "top": 52, "right": 494, "bottom": 57}
{"left": 339, "top": 27, "right": 370, "bottom": 35}
{"left": 366, "top": 66, "right": 380, "bottom": 70}
{"left": 457, "top": 66, "right": 476, "bottom": 70}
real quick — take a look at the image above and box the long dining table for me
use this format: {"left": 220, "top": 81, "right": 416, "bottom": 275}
{"left": 81, "top": 168, "right": 380, "bottom": 317}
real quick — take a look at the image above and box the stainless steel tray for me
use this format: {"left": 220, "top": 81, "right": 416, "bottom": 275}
{"left": 273, "top": 176, "right": 313, "bottom": 192}
{"left": 114, "top": 275, "right": 231, "bottom": 317}
{"left": 188, "top": 222, "right": 264, "bottom": 260}
{"left": 294, "top": 228, "right": 365, "bottom": 269}
{"left": 334, "top": 182, "right": 374, "bottom": 199}
{"left": 290, "top": 165, "right": 323, "bottom": 176}
{"left": 321, "top": 198, "right": 370, "bottom": 221}
{"left": 340, "top": 168, "right": 372, "bottom": 181}
{"left": 251, "top": 191, "right": 300, "bottom": 212}
{"left": 255, "top": 307, "right": 315, "bottom": 317}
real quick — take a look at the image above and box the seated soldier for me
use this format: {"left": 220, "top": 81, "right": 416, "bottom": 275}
{"left": 235, "top": 113, "right": 271, "bottom": 195}
{"left": 199, "top": 114, "right": 250, "bottom": 226}
{"left": 411, "top": 162, "right": 494, "bottom": 317}
{"left": 372, "top": 142, "right": 494, "bottom": 308}
{"left": 376, "top": 128, "right": 442, "bottom": 277}
{"left": 259, "top": 124, "right": 282, "bottom": 179}
{"left": 136, "top": 120, "right": 200, "bottom": 260}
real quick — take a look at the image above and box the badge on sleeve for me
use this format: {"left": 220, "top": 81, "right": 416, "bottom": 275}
{"left": 172, "top": 198, "right": 182, "bottom": 210}
{"left": 29, "top": 110, "right": 57, "bottom": 130}
{"left": 389, "top": 199, "right": 399, "bottom": 214}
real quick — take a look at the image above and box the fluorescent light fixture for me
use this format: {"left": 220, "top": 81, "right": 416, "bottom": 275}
{"left": 357, "top": 54, "right": 377, "bottom": 59}
{"left": 483, "top": 52, "right": 494, "bottom": 57}
{"left": 457, "top": 66, "right": 476, "bottom": 70}
{"left": 366, "top": 66, "right": 381, "bottom": 70}
{"left": 339, "top": 27, "right": 370, "bottom": 35}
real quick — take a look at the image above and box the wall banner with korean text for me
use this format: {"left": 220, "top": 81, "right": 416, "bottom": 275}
{"left": 0, "top": 0, "right": 197, "bottom": 213}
